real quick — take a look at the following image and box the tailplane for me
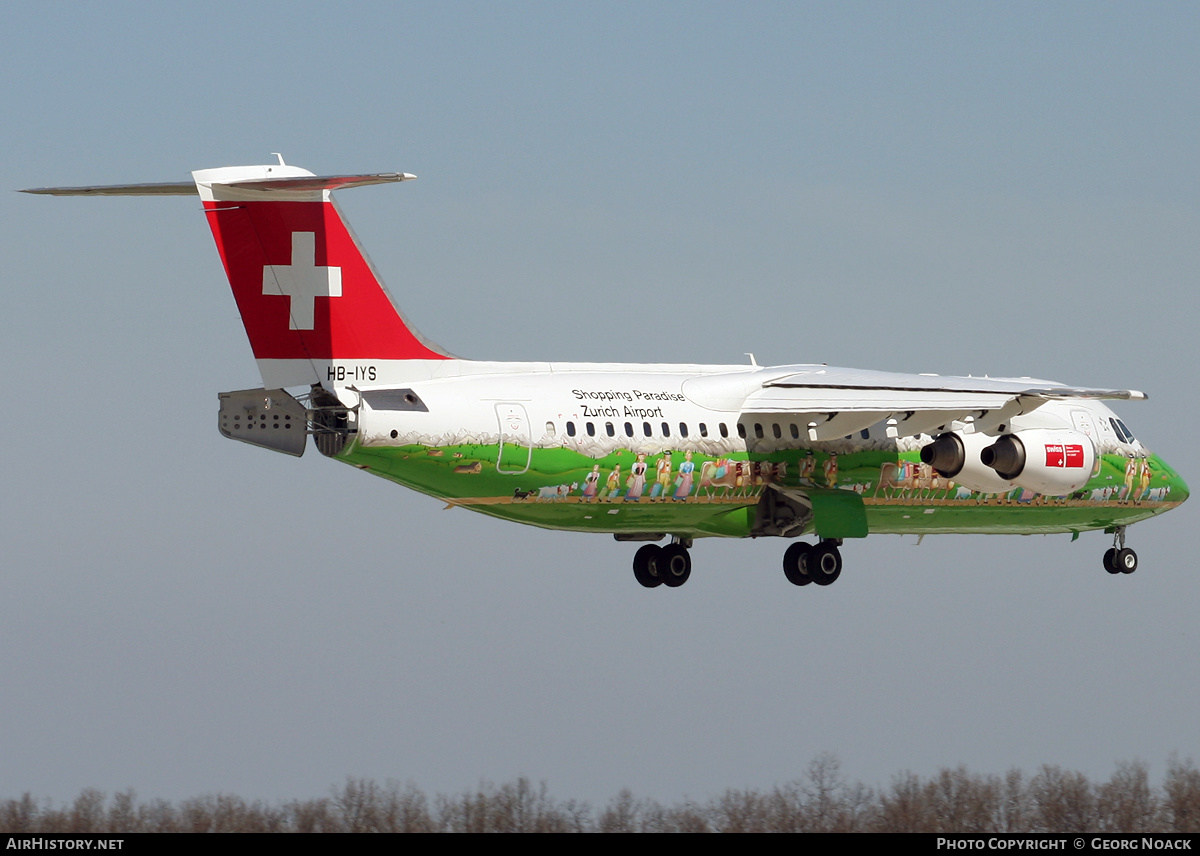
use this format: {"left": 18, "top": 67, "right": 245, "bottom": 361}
{"left": 24, "top": 159, "right": 451, "bottom": 390}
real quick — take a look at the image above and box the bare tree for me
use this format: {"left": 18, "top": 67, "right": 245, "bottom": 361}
{"left": 6, "top": 754, "right": 1200, "bottom": 832}
{"left": 1029, "top": 765, "right": 1096, "bottom": 832}
{"left": 1163, "top": 755, "right": 1200, "bottom": 832}
{"left": 1097, "top": 760, "right": 1159, "bottom": 832}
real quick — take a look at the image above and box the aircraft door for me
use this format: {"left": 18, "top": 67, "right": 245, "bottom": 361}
{"left": 1071, "top": 409, "right": 1097, "bottom": 440}
{"left": 495, "top": 403, "right": 532, "bottom": 474}
{"left": 1071, "top": 409, "right": 1103, "bottom": 477}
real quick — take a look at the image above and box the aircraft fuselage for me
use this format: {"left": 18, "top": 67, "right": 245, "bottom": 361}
{"left": 334, "top": 360, "right": 1185, "bottom": 542}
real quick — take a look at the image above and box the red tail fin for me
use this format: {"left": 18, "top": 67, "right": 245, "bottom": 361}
{"left": 194, "top": 163, "right": 448, "bottom": 388}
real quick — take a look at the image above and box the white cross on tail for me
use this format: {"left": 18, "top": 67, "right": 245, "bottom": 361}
{"left": 262, "top": 232, "right": 342, "bottom": 330}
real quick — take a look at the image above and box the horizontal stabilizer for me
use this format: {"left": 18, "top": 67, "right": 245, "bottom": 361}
{"left": 216, "top": 173, "right": 415, "bottom": 192}
{"left": 20, "top": 182, "right": 197, "bottom": 196}
{"left": 21, "top": 173, "right": 413, "bottom": 197}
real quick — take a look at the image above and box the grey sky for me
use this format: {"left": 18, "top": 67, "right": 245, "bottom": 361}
{"left": 2, "top": 2, "right": 1197, "bottom": 804}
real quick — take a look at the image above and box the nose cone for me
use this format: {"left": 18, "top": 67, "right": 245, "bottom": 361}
{"left": 1158, "top": 456, "right": 1189, "bottom": 505}
{"left": 1172, "top": 471, "right": 1190, "bottom": 504}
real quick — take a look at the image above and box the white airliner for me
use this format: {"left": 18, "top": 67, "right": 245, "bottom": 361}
{"left": 24, "top": 158, "right": 1188, "bottom": 588}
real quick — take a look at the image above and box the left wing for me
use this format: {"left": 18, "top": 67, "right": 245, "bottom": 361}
{"left": 694, "top": 366, "right": 1145, "bottom": 440}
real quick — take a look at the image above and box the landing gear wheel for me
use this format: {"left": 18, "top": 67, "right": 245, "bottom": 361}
{"left": 809, "top": 541, "right": 843, "bottom": 586}
{"left": 783, "top": 542, "right": 813, "bottom": 586}
{"left": 633, "top": 545, "right": 663, "bottom": 588}
{"left": 1105, "top": 525, "right": 1137, "bottom": 575}
{"left": 659, "top": 544, "right": 692, "bottom": 587}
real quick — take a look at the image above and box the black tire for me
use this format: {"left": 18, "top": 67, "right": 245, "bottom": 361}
{"left": 1103, "top": 548, "right": 1120, "bottom": 574}
{"left": 659, "top": 544, "right": 692, "bottom": 587}
{"left": 810, "top": 542, "right": 843, "bottom": 586}
{"left": 1117, "top": 547, "right": 1138, "bottom": 574}
{"left": 783, "top": 542, "right": 813, "bottom": 586}
{"left": 633, "top": 544, "right": 663, "bottom": 588}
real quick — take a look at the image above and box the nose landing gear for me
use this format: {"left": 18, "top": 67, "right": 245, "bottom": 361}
{"left": 1103, "top": 526, "right": 1137, "bottom": 574}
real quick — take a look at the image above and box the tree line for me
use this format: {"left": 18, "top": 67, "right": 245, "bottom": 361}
{"left": 3, "top": 755, "right": 1198, "bottom": 832}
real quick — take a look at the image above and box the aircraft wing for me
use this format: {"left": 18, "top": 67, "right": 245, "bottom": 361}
{"left": 712, "top": 366, "right": 1145, "bottom": 440}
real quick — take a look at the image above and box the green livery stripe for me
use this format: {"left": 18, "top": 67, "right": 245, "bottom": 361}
{"left": 339, "top": 440, "right": 1186, "bottom": 539}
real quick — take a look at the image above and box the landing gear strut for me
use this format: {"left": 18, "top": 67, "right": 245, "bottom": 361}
{"left": 1103, "top": 526, "right": 1137, "bottom": 574}
{"left": 632, "top": 538, "right": 692, "bottom": 588}
{"left": 783, "top": 540, "right": 842, "bottom": 587}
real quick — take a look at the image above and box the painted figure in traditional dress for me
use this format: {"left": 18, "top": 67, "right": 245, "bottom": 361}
{"left": 1123, "top": 454, "right": 1138, "bottom": 503}
{"left": 674, "top": 451, "right": 695, "bottom": 501}
{"left": 799, "top": 451, "right": 816, "bottom": 484}
{"left": 651, "top": 452, "right": 673, "bottom": 501}
{"left": 626, "top": 453, "right": 648, "bottom": 502}
{"left": 1136, "top": 456, "right": 1153, "bottom": 504}
{"left": 600, "top": 464, "right": 622, "bottom": 502}
{"left": 582, "top": 464, "right": 601, "bottom": 502}
{"left": 823, "top": 452, "right": 839, "bottom": 487}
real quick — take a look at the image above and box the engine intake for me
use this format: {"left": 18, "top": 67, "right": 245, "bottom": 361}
{"left": 980, "top": 434, "right": 1025, "bottom": 480}
{"left": 980, "top": 429, "right": 1096, "bottom": 495}
{"left": 921, "top": 431, "right": 1015, "bottom": 494}
{"left": 921, "top": 432, "right": 965, "bottom": 477}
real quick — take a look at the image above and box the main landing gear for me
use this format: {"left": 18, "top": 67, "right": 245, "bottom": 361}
{"left": 783, "top": 540, "right": 843, "bottom": 587}
{"left": 1103, "top": 526, "right": 1138, "bottom": 575}
{"left": 632, "top": 539, "right": 692, "bottom": 588}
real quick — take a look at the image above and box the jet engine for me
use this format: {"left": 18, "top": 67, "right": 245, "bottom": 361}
{"left": 920, "top": 431, "right": 1015, "bottom": 494}
{"left": 979, "top": 429, "right": 1096, "bottom": 495}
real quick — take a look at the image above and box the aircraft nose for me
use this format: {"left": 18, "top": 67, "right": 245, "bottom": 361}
{"left": 1161, "top": 458, "right": 1189, "bottom": 504}
{"left": 1174, "top": 472, "right": 1190, "bottom": 503}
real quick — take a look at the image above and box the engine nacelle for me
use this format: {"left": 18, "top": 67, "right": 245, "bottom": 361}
{"left": 920, "top": 431, "right": 1015, "bottom": 494}
{"left": 980, "top": 429, "right": 1096, "bottom": 496}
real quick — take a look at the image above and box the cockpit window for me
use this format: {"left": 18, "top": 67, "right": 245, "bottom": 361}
{"left": 1110, "top": 417, "right": 1136, "bottom": 444}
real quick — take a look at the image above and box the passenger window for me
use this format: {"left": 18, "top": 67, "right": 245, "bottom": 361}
{"left": 586, "top": 422, "right": 596, "bottom": 437}
{"left": 772, "top": 423, "right": 782, "bottom": 439}
{"left": 624, "top": 422, "right": 634, "bottom": 437}
{"left": 720, "top": 423, "right": 729, "bottom": 438}
{"left": 566, "top": 421, "right": 576, "bottom": 437}
{"left": 679, "top": 423, "right": 689, "bottom": 438}
{"left": 790, "top": 423, "right": 799, "bottom": 439}
{"left": 662, "top": 422, "right": 671, "bottom": 438}
{"left": 754, "top": 423, "right": 764, "bottom": 439}
{"left": 606, "top": 422, "right": 615, "bottom": 437}
{"left": 737, "top": 423, "right": 746, "bottom": 439}
{"left": 699, "top": 423, "right": 708, "bottom": 438}
{"left": 643, "top": 422, "right": 652, "bottom": 437}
